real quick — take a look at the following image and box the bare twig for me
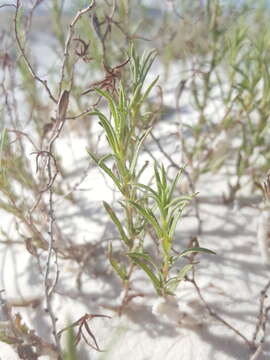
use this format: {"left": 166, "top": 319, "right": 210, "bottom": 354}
{"left": 59, "top": 0, "right": 96, "bottom": 95}
{"left": 263, "top": 170, "right": 270, "bottom": 202}
{"left": 41, "top": 90, "right": 71, "bottom": 357}
{"left": 252, "top": 280, "right": 270, "bottom": 342}
{"left": 14, "top": 0, "right": 57, "bottom": 103}
{"left": 249, "top": 306, "right": 270, "bottom": 360}
{"left": 248, "top": 279, "right": 270, "bottom": 359}
{"left": 187, "top": 273, "right": 256, "bottom": 350}
{"left": 55, "top": 162, "right": 92, "bottom": 203}
{"left": 42, "top": 164, "right": 61, "bottom": 356}
{"left": 7, "top": 129, "right": 39, "bottom": 151}
{"left": 25, "top": 89, "right": 71, "bottom": 359}
{"left": 57, "top": 314, "right": 111, "bottom": 351}
{"left": 81, "top": 57, "right": 130, "bottom": 96}
{"left": 0, "top": 3, "right": 16, "bottom": 9}
{"left": 66, "top": 106, "right": 93, "bottom": 120}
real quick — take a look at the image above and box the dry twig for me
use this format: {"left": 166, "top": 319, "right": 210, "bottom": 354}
{"left": 187, "top": 271, "right": 256, "bottom": 350}
{"left": 81, "top": 57, "right": 130, "bottom": 96}
{"left": 59, "top": 0, "right": 96, "bottom": 94}
{"left": 57, "top": 314, "right": 111, "bottom": 351}
{"left": 14, "top": 0, "right": 57, "bottom": 103}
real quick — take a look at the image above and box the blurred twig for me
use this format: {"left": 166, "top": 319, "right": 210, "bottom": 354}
{"left": 14, "top": 0, "right": 57, "bottom": 103}
{"left": 187, "top": 270, "right": 256, "bottom": 351}
{"left": 59, "top": 0, "right": 96, "bottom": 95}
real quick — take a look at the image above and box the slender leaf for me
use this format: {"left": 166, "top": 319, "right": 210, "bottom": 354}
{"left": 177, "top": 247, "right": 216, "bottom": 258}
{"left": 128, "top": 253, "right": 161, "bottom": 294}
{"left": 168, "top": 209, "right": 184, "bottom": 240}
{"left": 88, "top": 151, "right": 123, "bottom": 193}
{"left": 165, "top": 264, "right": 193, "bottom": 294}
{"left": 130, "top": 127, "right": 152, "bottom": 175}
{"left": 128, "top": 200, "right": 162, "bottom": 237}
{"left": 94, "top": 89, "right": 119, "bottom": 130}
{"left": 141, "top": 75, "right": 159, "bottom": 104}
{"left": 103, "top": 201, "right": 130, "bottom": 246}
{"left": 108, "top": 243, "right": 127, "bottom": 281}
{"left": 91, "top": 111, "right": 119, "bottom": 154}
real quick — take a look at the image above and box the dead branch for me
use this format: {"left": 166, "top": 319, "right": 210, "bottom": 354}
{"left": 0, "top": 4, "right": 16, "bottom": 9}
{"left": 59, "top": 0, "right": 96, "bottom": 95}
{"left": 187, "top": 272, "right": 256, "bottom": 350}
{"left": 14, "top": 0, "right": 57, "bottom": 103}
{"left": 57, "top": 313, "right": 111, "bottom": 351}
{"left": 81, "top": 57, "right": 130, "bottom": 96}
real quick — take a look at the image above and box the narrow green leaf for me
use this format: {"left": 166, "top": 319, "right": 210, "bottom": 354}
{"left": 135, "top": 183, "right": 158, "bottom": 197}
{"left": 130, "top": 127, "right": 152, "bottom": 175}
{"left": 94, "top": 88, "right": 119, "bottom": 130}
{"left": 108, "top": 243, "right": 127, "bottom": 281}
{"left": 128, "top": 253, "right": 161, "bottom": 294}
{"left": 129, "top": 83, "right": 142, "bottom": 109}
{"left": 165, "top": 195, "right": 193, "bottom": 210}
{"left": 64, "top": 323, "right": 77, "bottom": 360}
{"left": 161, "top": 164, "right": 167, "bottom": 189}
{"left": 168, "top": 209, "right": 183, "bottom": 240}
{"left": 154, "top": 162, "right": 163, "bottom": 194}
{"left": 167, "top": 168, "right": 183, "bottom": 202}
{"left": 103, "top": 201, "right": 130, "bottom": 246}
{"left": 127, "top": 251, "right": 160, "bottom": 274}
{"left": 128, "top": 200, "right": 162, "bottom": 237}
{"left": 141, "top": 75, "right": 159, "bottom": 104}
{"left": 118, "top": 82, "right": 126, "bottom": 114}
{"left": 88, "top": 152, "right": 123, "bottom": 193}
{"left": 165, "top": 264, "right": 193, "bottom": 293}
{"left": 110, "top": 259, "right": 127, "bottom": 282}
{"left": 178, "top": 247, "right": 216, "bottom": 258}
{"left": 140, "top": 49, "right": 157, "bottom": 83}
{"left": 91, "top": 110, "right": 119, "bottom": 154}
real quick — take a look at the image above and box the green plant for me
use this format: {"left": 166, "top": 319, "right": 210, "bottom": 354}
{"left": 89, "top": 47, "right": 215, "bottom": 299}
{"left": 127, "top": 162, "right": 215, "bottom": 296}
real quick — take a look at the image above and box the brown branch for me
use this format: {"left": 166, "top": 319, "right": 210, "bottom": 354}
{"left": 81, "top": 57, "right": 129, "bottom": 96}
{"left": 57, "top": 313, "right": 111, "bottom": 351}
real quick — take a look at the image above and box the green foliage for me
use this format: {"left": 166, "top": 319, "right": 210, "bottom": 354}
{"left": 64, "top": 326, "right": 78, "bottom": 360}
{"left": 127, "top": 164, "right": 215, "bottom": 296}
{"left": 90, "top": 47, "right": 215, "bottom": 296}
